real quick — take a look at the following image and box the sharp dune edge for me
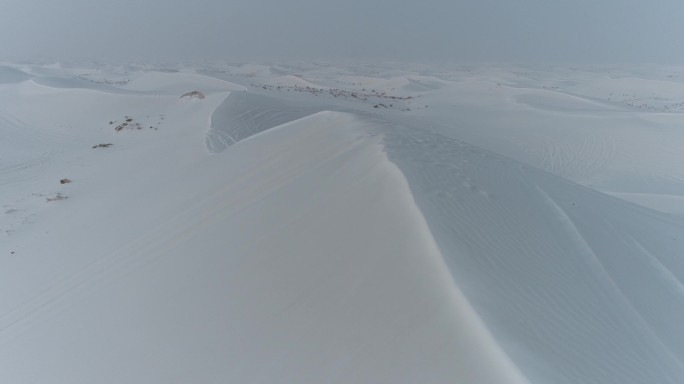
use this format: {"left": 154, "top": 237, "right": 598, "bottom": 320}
{"left": 1, "top": 62, "right": 684, "bottom": 383}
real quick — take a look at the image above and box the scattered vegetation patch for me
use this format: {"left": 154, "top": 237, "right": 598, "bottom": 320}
{"left": 46, "top": 193, "right": 68, "bottom": 202}
{"left": 252, "top": 82, "right": 415, "bottom": 111}
{"left": 113, "top": 116, "right": 143, "bottom": 131}
{"left": 111, "top": 115, "right": 162, "bottom": 132}
{"left": 180, "top": 90, "right": 206, "bottom": 100}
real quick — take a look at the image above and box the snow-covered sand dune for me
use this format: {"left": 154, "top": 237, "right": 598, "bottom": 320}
{"left": 1, "top": 62, "right": 684, "bottom": 383}
{"left": 398, "top": 74, "right": 684, "bottom": 215}
{"left": 206, "top": 92, "right": 324, "bottom": 152}
{"left": 382, "top": 125, "right": 684, "bottom": 383}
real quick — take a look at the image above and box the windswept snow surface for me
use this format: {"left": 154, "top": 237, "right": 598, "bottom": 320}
{"left": 2, "top": 62, "right": 684, "bottom": 383}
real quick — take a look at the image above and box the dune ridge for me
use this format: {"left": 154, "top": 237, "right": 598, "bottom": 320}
{"left": 2, "top": 62, "right": 684, "bottom": 383}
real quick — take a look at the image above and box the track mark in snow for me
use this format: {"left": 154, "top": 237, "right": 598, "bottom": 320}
{"left": 0, "top": 113, "right": 66, "bottom": 186}
{"left": 0, "top": 114, "right": 370, "bottom": 346}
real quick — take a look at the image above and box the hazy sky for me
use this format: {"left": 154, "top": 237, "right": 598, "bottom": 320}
{"left": 1, "top": 0, "right": 683, "bottom": 63}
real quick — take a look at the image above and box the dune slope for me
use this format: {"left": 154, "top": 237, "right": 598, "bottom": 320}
{"left": 2, "top": 62, "right": 684, "bottom": 383}
{"left": 0, "top": 72, "right": 527, "bottom": 382}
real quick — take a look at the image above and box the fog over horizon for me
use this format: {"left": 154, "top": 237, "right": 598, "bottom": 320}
{"left": 1, "top": 0, "right": 683, "bottom": 64}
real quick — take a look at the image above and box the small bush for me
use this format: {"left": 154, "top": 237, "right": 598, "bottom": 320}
{"left": 46, "top": 193, "right": 68, "bottom": 202}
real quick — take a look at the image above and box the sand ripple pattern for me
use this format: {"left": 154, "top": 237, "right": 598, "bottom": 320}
{"left": 380, "top": 123, "right": 684, "bottom": 384}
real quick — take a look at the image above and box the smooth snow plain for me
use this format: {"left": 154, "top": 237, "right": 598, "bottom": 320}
{"left": 1, "top": 61, "right": 684, "bottom": 383}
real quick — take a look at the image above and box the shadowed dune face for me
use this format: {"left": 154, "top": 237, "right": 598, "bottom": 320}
{"left": 0, "top": 66, "right": 32, "bottom": 83}
{"left": 402, "top": 77, "right": 446, "bottom": 92}
{"left": 380, "top": 123, "right": 684, "bottom": 384}
{"left": 206, "top": 91, "right": 324, "bottom": 152}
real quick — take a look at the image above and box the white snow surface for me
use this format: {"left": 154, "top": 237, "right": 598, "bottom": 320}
{"left": 2, "top": 62, "right": 684, "bottom": 383}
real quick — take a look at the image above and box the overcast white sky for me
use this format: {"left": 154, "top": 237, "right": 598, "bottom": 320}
{"left": 1, "top": 0, "right": 683, "bottom": 63}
